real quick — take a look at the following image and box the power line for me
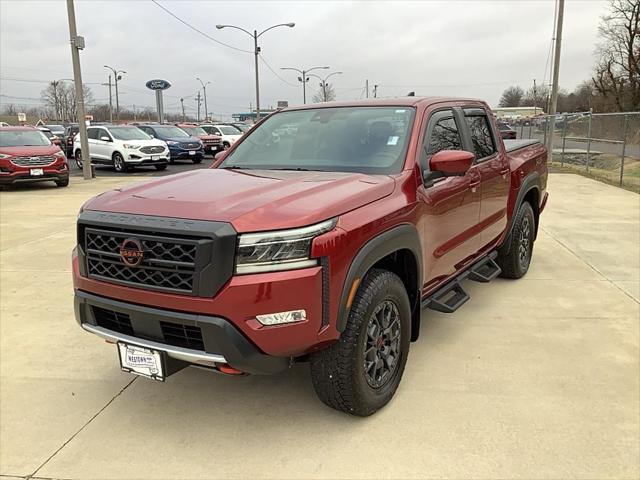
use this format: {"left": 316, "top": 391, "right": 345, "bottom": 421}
{"left": 150, "top": 0, "right": 252, "bottom": 54}
{"left": 259, "top": 55, "right": 298, "bottom": 87}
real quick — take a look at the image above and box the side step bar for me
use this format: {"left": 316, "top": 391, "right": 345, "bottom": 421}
{"left": 422, "top": 252, "right": 501, "bottom": 314}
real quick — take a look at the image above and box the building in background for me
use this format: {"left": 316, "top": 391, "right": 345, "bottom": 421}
{"left": 493, "top": 106, "right": 545, "bottom": 119}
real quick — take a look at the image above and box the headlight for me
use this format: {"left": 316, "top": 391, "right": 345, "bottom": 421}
{"left": 123, "top": 143, "right": 140, "bottom": 149}
{"left": 236, "top": 219, "right": 336, "bottom": 274}
{"left": 0, "top": 153, "right": 12, "bottom": 159}
{"left": 166, "top": 141, "right": 179, "bottom": 146}
{"left": 54, "top": 151, "right": 66, "bottom": 158}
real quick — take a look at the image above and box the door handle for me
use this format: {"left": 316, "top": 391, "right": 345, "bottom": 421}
{"left": 469, "top": 180, "right": 480, "bottom": 192}
{"left": 499, "top": 168, "right": 510, "bottom": 175}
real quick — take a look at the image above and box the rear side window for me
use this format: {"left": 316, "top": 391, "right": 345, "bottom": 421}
{"left": 87, "top": 128, "right": 99, "bottom": 140}
{"left": 464, "top": 113, "right": 496, "bottom": 160}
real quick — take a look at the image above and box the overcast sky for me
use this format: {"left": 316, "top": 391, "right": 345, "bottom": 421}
{"left": 0, "top": 0, "right": 609, "bottom": 120}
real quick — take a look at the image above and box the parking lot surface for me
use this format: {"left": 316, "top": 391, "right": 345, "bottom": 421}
{"left": 1, "top": 173, "right": 638, "bottom": 479}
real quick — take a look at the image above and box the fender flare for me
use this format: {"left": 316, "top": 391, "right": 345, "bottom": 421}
{"left": 337, "top": 224, "right": 423, "bottom": 332}
{"left": 502, "top": 171, "right": 541, "bottom": 252}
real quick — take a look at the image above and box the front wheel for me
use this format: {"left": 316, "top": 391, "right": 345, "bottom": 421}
{"left": 113, "top": 152, "right": 127, "bottom": 173}
{"left": 74, "top": 150, "right": 83, "bottom": 169}
{"left": 154, "top": 164, "right": 167, "bottom": 171}
{"left": 223, "top": 142, "right": 230, "bottom": 150}
{"left": 192, "top": 157, "right": 203, "bottom": 164}
{"left": 497, "top": 201, "right": 535, "bottom": 279}
{"left": 310, "top": 269, "right": 411, "bottom": 416}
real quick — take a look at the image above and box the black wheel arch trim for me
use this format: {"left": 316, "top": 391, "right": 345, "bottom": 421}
{"left": 336, "top": 224, "right": 423, "bottom": 334}
{"left": 502, "top": 171, "right": 541, "bottom": 253}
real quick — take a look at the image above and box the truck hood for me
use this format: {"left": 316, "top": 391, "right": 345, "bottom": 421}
{"left": 0, "top": 145, "right": 61, "bottom": 156}
{"left": 84, "top": 168, "right": 396, "bottom": 232}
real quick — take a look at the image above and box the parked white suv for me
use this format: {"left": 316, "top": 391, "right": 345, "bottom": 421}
{"left": 200, "top": 124, "right": 242, "bottom": 150}
{"left": 73, "top": 125, "right": 169, "bottom": 172}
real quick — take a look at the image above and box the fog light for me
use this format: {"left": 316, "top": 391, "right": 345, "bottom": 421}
{"left": 255, "top": 309, "right": 307, "bottom": 326}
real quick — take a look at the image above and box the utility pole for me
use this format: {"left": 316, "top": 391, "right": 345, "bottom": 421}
{"left": 196, "top": 91, "right": 201, "bottom": 122}
{"left": 66, "top": 0, "right": 91, "bottom": 180}
{"left": 104, "top": 65, "right": 125, "bottom": 122}
{"left": 105, "top": 75, "right": 113, "bottom": 123}
{"left": 533, "top": 78, "right": 538, "bottom": 116}
{"left": 132, "top": 104, "right": 137, "bottom": 121}
{"left": 366, "top": 79, "right": 369, "bottom": 98}
{"left": 52, "top": 80, "right": 60, "bottom": 120}
{"left": 373, "top": 84, "right": 378, "bottom": 98}
{"left": 546, "top": 0, "right": 564, "bottom": 157}
{"left": 180, "top": 98, "right": 185, "bottom": 122}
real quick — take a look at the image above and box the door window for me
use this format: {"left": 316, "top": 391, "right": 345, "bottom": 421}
{"left": 87, "top": 128, "right": 99, "bottom": 140}
{"left": 464, "top": 112, "right": 496, "bottom": 161}
{"left": 421, "top": 111, "right": 463, "bottom": 171}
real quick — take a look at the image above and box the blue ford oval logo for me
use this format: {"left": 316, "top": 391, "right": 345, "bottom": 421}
{"left": 145, "top": 79, "right": 171, "bottom": 91}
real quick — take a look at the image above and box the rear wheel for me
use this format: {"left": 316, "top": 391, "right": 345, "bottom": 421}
{"left": 497, "top": 201, "right": 535, "bottom": 279}
{"left": 55, "top": 178, "right": 69, "bottom": 187}
{"left": 113, "top": 152, "right": 127, "bottom": 173}
{"left": 74, "top": 150, "right": 83, "bottom": 169}
{"left": 310, "top": 269, "right": 410, "bottom": 416}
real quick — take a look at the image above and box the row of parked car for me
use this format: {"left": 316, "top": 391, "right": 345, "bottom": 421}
{"left": 0, "top": 121, "right": 250, "bottom": 187}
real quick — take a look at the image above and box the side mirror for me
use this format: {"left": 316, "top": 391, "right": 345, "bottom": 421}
{"left": 100, "top": 136, "right": 111, "bottom": 142}
{"left": 429, "top": 150, "right": 474, "bottom": 176}
{"left": 214, "top": 150, "right": 228, "bottom": 161}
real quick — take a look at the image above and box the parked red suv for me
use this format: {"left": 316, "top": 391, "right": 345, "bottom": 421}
{"left": 176, "top": 124, "right": 223, "bottom": 154}
{"left": 0, "top": 126, "right": 69, "bottom": 188}
{"left": 73, "top": 98, "right": 547, "bottom": 415}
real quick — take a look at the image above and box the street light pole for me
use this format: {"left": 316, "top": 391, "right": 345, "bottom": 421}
{"left": 103, "top": 75, "right": 113, "bottom": 123}
{"left": 104, "top": 65, "right": 125, "bottom": 122}
{"left": 216, "top": 22, "right": 295, "bottom": 121}
{"left": 65, "top": 0, "right": 92, "bottom": 180}
{"left": 308, "top": 71, "right": 343, "bottom": 102}
{"left": 281, "top": 66, "right": 330, "bottom": 104}
{"left": 196, "top": 77, "right": 210, "bottom": 121}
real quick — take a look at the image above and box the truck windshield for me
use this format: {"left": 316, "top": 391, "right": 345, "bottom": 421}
{"left": 109, "top": 127, "right": 151, "bottom": 141}
{"left": 180, "top": 126, "right": 207, "bottom": 136}
{"left": 220, "top": 106, "right": 415, "bottom": 175}
{"left": 0, "top": 130, "right": 51, "bottom": 147}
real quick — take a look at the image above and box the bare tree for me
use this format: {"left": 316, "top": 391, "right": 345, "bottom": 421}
{"left": 312, "top": 83, "right": 336, "bottom": 103}
{"left": 592, "top": 0, "right": 640, "bottom": 111}
{"left": 40, "top": 81, "right": 93, "bottom": 122}
{"left": 498, "top": 86, "right": 524, "bottom": 107}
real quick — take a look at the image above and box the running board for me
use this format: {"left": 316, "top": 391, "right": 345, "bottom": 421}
{"left": 421, "top": 251, "right": 500, "bottom": 314}
{"left": 468, "top": 256, "right": 501, "bottom": 283}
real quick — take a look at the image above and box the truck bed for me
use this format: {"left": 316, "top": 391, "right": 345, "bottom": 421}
{"left": 503, "top": 139, "right": 541, "bottom": 153}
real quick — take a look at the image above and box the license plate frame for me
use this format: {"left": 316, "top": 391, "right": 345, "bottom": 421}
{"left": 30, "top": 168, "right": 44, "bottom": 176}
{"left": 188, "top": 150, "right": 196, "bottom": 155}
{"left": 117, "top": 342, "right": 165, "bottom": 382}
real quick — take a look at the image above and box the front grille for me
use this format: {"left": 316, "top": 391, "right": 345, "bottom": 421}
{"left": 139, "top": 146, "right": 165, "bottom": 154}
{"left": 93, "top": 306, "right": 134, "bottom": 335}
{"left": 85, "top": 228, "right": 199, "bottom": 294}
{"left": 179, "top": 142, "right": 200, "bottom": 150}
{"left": 204, "top": 139, "right": 221, "bottom": 144}
{"left": 11, "top": 156, "right": 55, "bottom": 167}
{"left": 160, "top": 322, "right": 205, "bottom": 350}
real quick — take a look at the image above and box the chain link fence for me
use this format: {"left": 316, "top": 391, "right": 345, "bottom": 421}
{"left": 513, "top": 112, "right": 640, "bottom": 192}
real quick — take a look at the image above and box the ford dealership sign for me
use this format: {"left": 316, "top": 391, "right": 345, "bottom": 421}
{"left": 145, "top": 79, "right": 171, "bottom": 91}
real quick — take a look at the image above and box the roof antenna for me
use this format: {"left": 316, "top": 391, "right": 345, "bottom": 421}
{"left": 407, "top": 91, "right": 415, "bottom": 97}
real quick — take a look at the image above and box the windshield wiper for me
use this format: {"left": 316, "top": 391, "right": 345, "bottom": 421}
{"left": 220, "top": 165, "right": 246, "bottom": 170}
{"left": 270, "top": 167, "right": 318, "bottom": 172}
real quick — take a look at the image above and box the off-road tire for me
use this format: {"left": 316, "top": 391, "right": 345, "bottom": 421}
{"left": 310, "top": 269, "right": 411, "bottom": 416}
{"left": 55, "top": 178, "right": 69, "bottom": 187}
{"left": 497, "top": 201, "right": 535, "bottom": 279}
{"left": 155, "top": 164, "right": 167, "bottom": 171}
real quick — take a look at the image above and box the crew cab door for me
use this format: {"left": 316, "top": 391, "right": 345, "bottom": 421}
{"left": 462, "top": 108, "right": 510, "bottom": 247}
{"left": 416, "top": 108, "right": 482, "bottom": 292}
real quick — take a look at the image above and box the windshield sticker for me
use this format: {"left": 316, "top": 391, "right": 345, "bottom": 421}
{"left": 395, "top": 109, "right": 406, "bottom": 113}
{"left": 387, "top": 136, "right": 399, "bottom": 146}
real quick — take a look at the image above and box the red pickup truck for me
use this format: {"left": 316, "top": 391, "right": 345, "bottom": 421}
{"left": 73, "top": 97, "right": 547, "bottom": 416}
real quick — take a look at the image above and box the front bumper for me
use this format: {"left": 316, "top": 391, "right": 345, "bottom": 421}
{"left": 168, "top": 147, "right": 204, "bottom": 160}
{"left": 0, "top": 167, "right": 68, "bottom": 185}
{"left": 125, "top": 154, "right": 169, "bottom": 166}
{"left": 75, "top": 290, "right": 290, "bottom": 375}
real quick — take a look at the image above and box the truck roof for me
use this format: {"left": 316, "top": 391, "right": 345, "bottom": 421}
{"left": 284, "top": 96, "right": 484, "bottom": 111}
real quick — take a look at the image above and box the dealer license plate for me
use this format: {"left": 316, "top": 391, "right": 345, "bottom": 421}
{"left": 118, "top": 342, "right": 165, "bottom": 381}
{"left": 30, "top": 168, "right": 44, "bottom": 176}
{"left": 188, "top": 150, "right": 196, "bottom": 155}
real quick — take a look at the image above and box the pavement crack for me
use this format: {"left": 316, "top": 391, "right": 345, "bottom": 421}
{"left": 27, "top": 377, "right": 137, "bottom": 479}
{"left": 540, "top": 225, "right": 639, "bottom": 304}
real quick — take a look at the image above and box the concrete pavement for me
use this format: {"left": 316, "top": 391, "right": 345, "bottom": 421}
{"left": 1, "top": 174, "right": 638, "bottom": 479}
